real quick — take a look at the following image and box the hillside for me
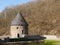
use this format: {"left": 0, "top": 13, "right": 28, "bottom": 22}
{"left": 0, "top": 0, "right": 60, "bottom": 36}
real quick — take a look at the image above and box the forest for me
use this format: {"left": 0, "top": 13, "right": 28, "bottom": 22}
{"left": 0, "top": 0, "right": 60, "bottom": 36}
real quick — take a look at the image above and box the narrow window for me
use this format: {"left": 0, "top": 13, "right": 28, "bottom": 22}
{"left": 17, "top": 34, "right": 19, "bottom": 38}
{"left": 22, "top": 30, "right": 24, "bottom": 34}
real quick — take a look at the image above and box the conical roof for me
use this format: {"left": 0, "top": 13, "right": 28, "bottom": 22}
{"left": 11, "top": 12, "right": 28, "bottom": 26}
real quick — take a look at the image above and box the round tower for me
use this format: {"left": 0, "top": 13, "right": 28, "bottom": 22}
{"left": 10, "top": 12, "right": 28, "bottom": 38}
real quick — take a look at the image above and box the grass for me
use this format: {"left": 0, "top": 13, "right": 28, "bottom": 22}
{"left": 40, "top": 40, "right": 60, "bottom": 45}
{"left": 1, "top": 40, "right": 60, "bottom": 45}
{"left": 32, "top": 40, "right": 60, "bottom": 45}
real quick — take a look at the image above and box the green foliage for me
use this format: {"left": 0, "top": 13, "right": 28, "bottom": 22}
{"left": 41, "top": 40, "right": 60, "bottom": 45}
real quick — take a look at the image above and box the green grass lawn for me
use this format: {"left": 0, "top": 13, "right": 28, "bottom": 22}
{"left": 40, "top": 40, "right": 60, "bottom": 45}
{"left": 32, "top": 40, "right": 60, "bottom": 45}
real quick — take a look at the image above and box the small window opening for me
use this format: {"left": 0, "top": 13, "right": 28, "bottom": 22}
{"left": 17, "top": 27, "right": 18, "bottom": 29}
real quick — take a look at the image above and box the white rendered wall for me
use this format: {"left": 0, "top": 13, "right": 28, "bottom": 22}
{"left": 10, "top": 26, "right": 25, "bottom": 38}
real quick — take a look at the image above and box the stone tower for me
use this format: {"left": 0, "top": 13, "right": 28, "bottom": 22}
{"left": 10, "top": 12, "right": 28, "bottom": 38}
